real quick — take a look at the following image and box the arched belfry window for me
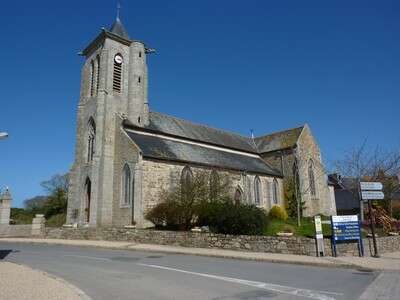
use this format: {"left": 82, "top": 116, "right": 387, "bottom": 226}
{"left": 308, "top": 159, "right": 316, "bottom": 196}
{"left": 272, "top": 178, "right": 279, "bottom": 205}
{"left": 181, "top": 166, "right": 193, "bottom": 197}
{"left": 254, "top": 176, "right": 261, "bottom": 205}
{"left": 234, "top": 186, "right": 243, "bottom": 204}
{"left": 113, "top": 53, "right": 123, "bottom": 93}
{"left": 95, "top": 55, "right": 100, "bottom": 95}
{"left": 209, "top": 170, "right": 219, "bottom": 200}
{"left": 121, "top": 164, "right": 131, "bottom": 206}
{"left": 87, "top": 118, "right": 96, "bottom": 162}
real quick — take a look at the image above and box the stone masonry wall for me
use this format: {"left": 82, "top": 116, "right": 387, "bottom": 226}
{"left": 0, "top": 215, "right": 45, "bottom": 238}
{"left": 44, "top": 227, "right": 400, "bottom": 257}
{"left": 0, "top": 225, "right": 33, "bottom": 237}
{"left": 141, "top": 160, "right": 284, "bottom": 220}
{"left": 112, "top": 119, "right": 140, "bottom": 227}
{"left": 296, "top": 125, "right": 336, "bottom": 217}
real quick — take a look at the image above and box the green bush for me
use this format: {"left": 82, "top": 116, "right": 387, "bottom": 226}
{"left": 10, "top": 208, "right": 34, "bottom": 225}
{"left": 197, "top": 201, "right": 268, "bottom": 235}
{"left": 145, "top": 200, "right": 183, "bottom": 230}
{"left": 46, "top": 213, "right": 66, "bottom": 227}
{"left": 268, "top": 205, "right": 288, "bottom": 221}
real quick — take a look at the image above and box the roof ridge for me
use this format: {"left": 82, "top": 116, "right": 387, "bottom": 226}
{"left": 149, "top": 111, "right": 255, "bottom": 143}
{"left": 255, "top": 125, "right": 305, "bottom": 140}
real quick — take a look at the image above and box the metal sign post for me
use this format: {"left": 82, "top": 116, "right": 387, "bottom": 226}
{"left": 314, "top": 215, "right": 325, "bottom": 257}
{"left": 367, "top": 199, "right": 379, "bottom": 257}
{"left": 360, "top": 181, "right": 384, "bottom": 258}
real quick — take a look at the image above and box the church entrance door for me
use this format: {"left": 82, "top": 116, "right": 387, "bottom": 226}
{"left": 85, "top": 178, "right": 91, "bottom": 223}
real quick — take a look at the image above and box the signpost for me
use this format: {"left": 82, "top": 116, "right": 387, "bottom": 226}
{"left": 314, "top": 215, "right": 325, "bottom": 256}
{"left": 331, "top": 215, "right": 363, "bottom": 257}
{"left": 360, "top": 181, "right": 384, "bottom": 258}
{"left": 361, "top": 191, "right": 384, "bottom": 200}
{"left": 360, "top": 182, "right": 383, "bottom": 191}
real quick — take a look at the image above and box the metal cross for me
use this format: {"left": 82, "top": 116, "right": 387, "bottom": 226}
{"left": 117, "top": 1, "right": 121, "bottom": 19}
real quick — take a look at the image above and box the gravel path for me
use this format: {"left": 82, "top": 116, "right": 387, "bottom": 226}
{"left": 0, "top": 262, "right": 89, "bottom": 300}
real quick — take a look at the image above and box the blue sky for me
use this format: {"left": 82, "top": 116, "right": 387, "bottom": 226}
{"left": 1, "top": 1, "right": 399, "bottom": 207}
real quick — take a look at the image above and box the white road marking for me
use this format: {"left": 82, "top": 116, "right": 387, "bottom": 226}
{"left": 63, "top": 254, "right": 110, "bottom": 262}
{"left": 138, "top": 263, "right": 342, "bottom": 300}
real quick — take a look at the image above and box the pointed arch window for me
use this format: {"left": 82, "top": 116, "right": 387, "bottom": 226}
{"left": 234, "top": 186, "right": 243, "bottom": 204}
{"left": 254, "top": 176, "right": 261, "bottom": 205}
{"left": 308, "top": 159, "right": 316, "bottom": 196}
{"left": 209, "top": 170, "right": 219, "bottom": 200}
{"left": 113, "top": 53, "right": 123, "bottom": 93}
{"left": 87, "top": 118, "right": 96, "bottom": 162}
{"left": 121, "top": 164, "right": 132, "bottom": 206}
{"left": 181, "top": 166, "right": 193, "bottom": 198}
{"left": 84, "top": 177, "right": 91, "bottom": 223}
{"left": 272, "top": 178, "right": 279, "bottom": 205}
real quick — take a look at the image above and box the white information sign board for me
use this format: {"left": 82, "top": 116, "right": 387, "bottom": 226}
{"left": 361, "top": 191, "right": 384, "bottom": 200}
{"left": 360, "top": 182, "right": 383, "bottom": 191}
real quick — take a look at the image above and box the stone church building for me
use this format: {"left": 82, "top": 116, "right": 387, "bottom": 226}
{"left": 66, "top": 16, "right": 336, "bottom": 228}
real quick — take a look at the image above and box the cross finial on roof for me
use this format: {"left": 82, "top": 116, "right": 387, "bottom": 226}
{"left": 117, "top": 1, "right": 121, "bottom": 20}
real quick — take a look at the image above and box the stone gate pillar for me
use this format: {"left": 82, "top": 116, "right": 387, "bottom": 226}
{"left": 32, "top": 214, "right": 45, "bottom": 236}
{"left": 0, "top": 188, "right": 12, "bottom": 225}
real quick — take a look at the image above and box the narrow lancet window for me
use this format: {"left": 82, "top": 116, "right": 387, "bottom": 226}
{"left": 90, "top": 60, "right": 95, "bottom": 97}
{"left": 87, "top": 118, "right": 96, "bottom": 162}
{"left": 272, "top": 179, "right": 279, "bottom": 204}
{"left": 122, "top": 164, "right": 131, "bottom": 206}
{"left": 96, "top": 55, "right": 100, "bottom": 95}
{"left": 308, "top": 159, "right": 316, "bottom": 196}
{"left": 254, "top": 176, "right": 261, "bottom": 205}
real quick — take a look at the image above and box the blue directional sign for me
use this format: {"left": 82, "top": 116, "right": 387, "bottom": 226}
{"left": 332, "top": 215, "right": 360, "bottom": 241}
{"left": 331, "top": 215, "right": 364, "bottom": 257}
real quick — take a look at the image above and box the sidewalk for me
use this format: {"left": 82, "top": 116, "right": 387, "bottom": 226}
{"left": 1, "top": 237, "right": 400, "bottom": 271}
{"left": 0, "top": 261, "right": 89, "bottom": 300}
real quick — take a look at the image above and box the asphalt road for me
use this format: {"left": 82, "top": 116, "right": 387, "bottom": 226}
{"left": 0, "top": 242, "right": 378, "bottom": 300}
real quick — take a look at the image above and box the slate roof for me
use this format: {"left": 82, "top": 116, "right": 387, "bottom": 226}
{"left": 125, "top": 131, "right": 282, "bottom": 176}
{"left": 254, "top": 126, "right": 304, "bottom": 153}
{"left": 146, "top": 112, "right": 258, "bottom": 153}
{"left": 335, "top": 190, "right": 360, "bottom": 211}
{"left": 110, "top": 17, "right": 130, "bottom": 40}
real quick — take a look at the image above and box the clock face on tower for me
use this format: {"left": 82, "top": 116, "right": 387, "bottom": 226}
{"left": 114, "top": 54, "right": 123, "bottom": 64}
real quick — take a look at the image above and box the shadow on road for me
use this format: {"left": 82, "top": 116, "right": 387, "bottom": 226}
{"left": 0, "top": 249, "right": 18, "bottom": 260}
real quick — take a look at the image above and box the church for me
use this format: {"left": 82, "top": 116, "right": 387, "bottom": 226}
{"left": 66, "top": 15, "right": 336, "bottom": 228}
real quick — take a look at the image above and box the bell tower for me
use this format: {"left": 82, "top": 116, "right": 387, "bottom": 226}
{"left": 67, "top": 12, "right": 152, "bottom": 226}
{"left": 80, "top": 13, "right": 150, "bottom": 126}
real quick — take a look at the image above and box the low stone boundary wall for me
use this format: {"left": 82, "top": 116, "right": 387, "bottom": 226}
{"left": 0, "top": 215, "right": 45, "bottom": 238}
{"left": 0, "top": 225, "right": 34, "bottom": 237}
{"left": 46, "top": 227, "right": 316, "bottom": 255}
{"left": 44, "top": 227, "right": 400, "bottom": 257}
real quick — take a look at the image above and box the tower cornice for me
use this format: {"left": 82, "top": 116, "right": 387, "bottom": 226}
{"left": 80, "top": 29, "right": 146, "bottom": 57}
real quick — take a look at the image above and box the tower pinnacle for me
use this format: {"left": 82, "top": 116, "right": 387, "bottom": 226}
{"left": 109, "top": 2, "right": 130, "bottom": 40}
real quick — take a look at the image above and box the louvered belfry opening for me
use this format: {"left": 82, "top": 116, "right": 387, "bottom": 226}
{"left": 113, "top": 56, "right": 122, "bottom": 93}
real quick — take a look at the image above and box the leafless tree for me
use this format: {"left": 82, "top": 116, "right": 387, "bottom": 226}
{"left": 333, "top": 141, "right": 400, "bottom": 217}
